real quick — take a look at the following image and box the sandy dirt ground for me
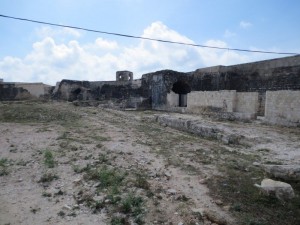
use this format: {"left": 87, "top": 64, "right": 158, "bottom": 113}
{"left": 0, "top": 102, "right": 299, "bottom": 225}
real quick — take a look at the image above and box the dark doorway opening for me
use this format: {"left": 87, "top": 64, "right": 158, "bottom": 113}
{"left": 172, "top": 81, "right": 191, "bottom": 107}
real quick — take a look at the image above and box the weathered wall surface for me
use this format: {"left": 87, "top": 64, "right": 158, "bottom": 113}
{"left": 187, "top": 90, "right": 236, "bottom": 113}
{"left": 141, "top": 55, "right": 300, "bottom": 113}
{"left": 141, "top": 70, "right": 189, "bottom": 110}
{"left": 154, "top": 114, "right": 242, "bottom": 144}
{"left": 0, "top": 82, "right": 53, "bottom": 100}
{"left": 235, "top": 92, "right": 258, "bottom": 114}
{"left": 53, "top": 79, "right": 148, "bottom": 108}
{"left": 191, "top": 55, "right": 300, "bottom": 92}
{"left": 15, "top": 83, "right": 46, "bottom": 98}
{"left": 0, "top": 83, "right": 32, "bottom": 100}
{"left": 265, "top": 90, "right": 300, "bottom": 126}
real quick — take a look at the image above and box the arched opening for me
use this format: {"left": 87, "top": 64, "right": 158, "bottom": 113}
{"left": 73, "top": 88, "right": 81, "bottom": 95}
{"left": 171, "top": 81, "right": 191, "bottom": 107}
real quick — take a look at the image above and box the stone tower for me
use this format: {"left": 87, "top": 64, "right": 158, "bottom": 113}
{"left": 116, "top": 71, "right": 133, "bottom": 82}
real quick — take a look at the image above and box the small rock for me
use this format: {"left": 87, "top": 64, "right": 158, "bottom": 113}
{"left": 73, "top": 204, "right": 80, "bottom": 210}
{"left": 178, "top": 222, "right": 184, "bottom": 225}
{"left": 149, "top": 172, "right": 157, "bottom": 177}
{"left": 222, "top": 205, "right": 231, "bottom": 211}
{"left": 164, "top": 172, "right": 172, "bottom": 178}
{"left": 73, "top": 178, "right": 82, "bottom": 185}
{"left": 93, "top": 195, "right": 104, "bottom": 202}
{"left": 215, "top": 200, "right": 223, "bottom": 206}
{"left": 199, "top": 179, "right": 207, "bottom": 184}
{"left": 202, "top": 209, "right": 227, "bottom": 225}
{"left": 93, "top": 182, "right": 101, "bottom": 188}
{"left": 252, "top": 162, "right": 260, "bottom": 166}
{"left": 204, "top": 220, "right": 212, "bottom": 225}
{"left": 192, "top": 208, "right": 205, "bottom": 216}
{"left": 254, "top": 178, "right": 295, "bottom": 201}
{"left": 263, "top": 164, "right": 300, "bottom": 181}
{"left": 167, "top": 189, "right": 177, "bottom": 195}
{"left": 63, "top": 204, "right": 72, "bottom": 210}
{"left": 156, "top": 193, "right": 163, "bottom": 199}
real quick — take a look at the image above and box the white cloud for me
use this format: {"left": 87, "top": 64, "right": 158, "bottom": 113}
{"left": 240, "top": 20, "right": 252, "bottom": 29}
{"left": 224, "top": 29, "right": 236, "bottom": 38}
{"left": 0, "top": 21, "right": 264, "bottom": 85}
{"left": 196, "top": 40, "right": 248, "bottom": 66}
{"left": 36, "top": 26, "right": 82, "bottom": 39}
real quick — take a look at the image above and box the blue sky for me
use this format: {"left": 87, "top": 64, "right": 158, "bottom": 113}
{"left": 1, "top": 0, "right": 300, "bottom": 85}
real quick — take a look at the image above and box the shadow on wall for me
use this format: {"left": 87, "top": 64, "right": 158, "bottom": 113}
{"left": 171, "top": 81, "right": 191, "bottom": 107}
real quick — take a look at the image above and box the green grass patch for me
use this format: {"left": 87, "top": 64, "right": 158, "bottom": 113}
{"left": 0, "top": 158, "right": 9, "bottom": 176}
{"left": 110, "top": 216, "right": 127, "bottom": 225}
{"left": 0, "top": 102, "right": 80, "bottom": 124}
{"left": 84, "top": 166, "right": 126, "bottom": 191}
{"left": 120, "top": 194, "right": 145, "bottom": 224}
{"left": 44, "top": 150, "right": 56, "bottom": 168}
{"left": 207, "top": 162, "right": 300, "bottom": 225}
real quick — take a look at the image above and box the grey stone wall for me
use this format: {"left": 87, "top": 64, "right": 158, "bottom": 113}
{"left": 141, "top": 55, "right": 300, "bottom": 113}
{"left": 0, "top": 83, "right": 31, "bottom": 100}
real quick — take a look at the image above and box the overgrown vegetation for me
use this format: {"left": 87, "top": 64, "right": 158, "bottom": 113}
{"left": 207, "top": 155, "right": 300, "bottom": 225}
{"left": 119, "top": 194, "right": 145, "bottom": 223}
{"left": 0, "top": 101, "right": 80, "bottom": 124}
{"left": 0, "top": 158, "right": 9, "bottom": 176}
{"left": 43, "top": 150, "right": 55, "bottom": 168}
{"left": 84, "top": 165, "right": 126, "bottom": 193}
{"left": 70, "top": 149, "right": 148, "bottom": 224}
{"left": 128, "top": 114, "right": 300, "bottom": 225}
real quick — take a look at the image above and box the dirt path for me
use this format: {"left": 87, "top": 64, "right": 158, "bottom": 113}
{"left": 0, "top": 102, "right": 299, "bottom": 225}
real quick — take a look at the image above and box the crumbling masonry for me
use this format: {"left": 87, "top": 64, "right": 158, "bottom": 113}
{"left": 1, "top": 55, "right": 300, "bottom": 126}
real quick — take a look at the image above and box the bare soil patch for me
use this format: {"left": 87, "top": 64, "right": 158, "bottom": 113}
{"left": 0, "top": 101, "right": 299, "bottom": 225}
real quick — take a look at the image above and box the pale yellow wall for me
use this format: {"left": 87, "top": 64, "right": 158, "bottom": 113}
{"left": 235, "top": 92, "right": 258, "bottom": 114}
{"left": 15, "top": 83, "right": 45, "bottom": 97}
{"left": 166, "top": 91, "right": 179, "bottom": 107}
{"left": 265, "top": 90, "right": 300, "bottom": 126}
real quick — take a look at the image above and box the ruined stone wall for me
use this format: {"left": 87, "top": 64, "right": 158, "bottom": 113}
{"left": 229, "top": 55, "right": 300, "bottom": 73}
{"left": 52, "top": 79, "right": 148, "bottom": 108}
{"left": 0, "top": 83, "right": 31, "bottom": 100}
{"left": 191, "top": 55, "right": 300, "bottom": 92}
{"left": 0, "top": 82, "right": 53, "bottom": 100}
{"left": 187, "top": 90, "right": 237, "bottom": 113}
{"left": 265, "top": 90, "right": 300, "bottom": 126}
{"left": 141, "top": 55, "right": 299, "bottom": 113}
{"left": 141, "top": 70, "right": 192, "bottom": 110}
